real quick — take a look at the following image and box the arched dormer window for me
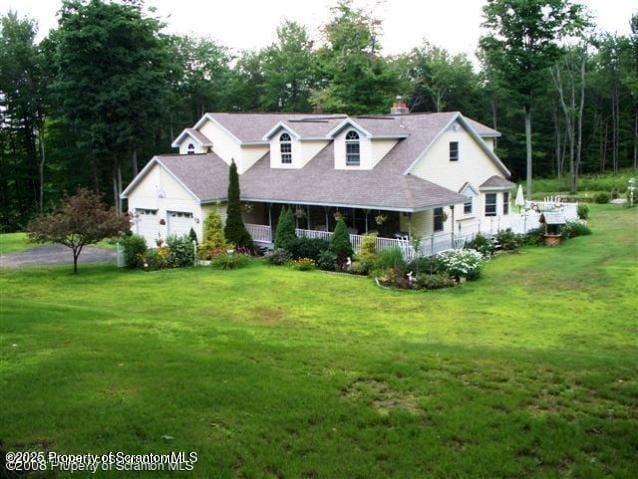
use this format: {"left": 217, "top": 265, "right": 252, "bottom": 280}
{"left": 345, "top": 130, "right": 360, "bottom": 166}
{"left": 187, "top": 143, "right": 195, "bottom": 155}
{"left": 280, "top": 133, "right": 292, "bottom": 164}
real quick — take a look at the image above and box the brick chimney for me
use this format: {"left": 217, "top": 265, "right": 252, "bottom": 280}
{"left": 390, "top": 95, "right": 409, "bottom": 115}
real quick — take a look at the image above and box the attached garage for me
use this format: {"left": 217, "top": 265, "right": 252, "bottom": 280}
{"left": 167, "top": 211, "right": 195, "bottom": 238}
{"left": 134, "top": 208, "right": 160, "bottom": 246}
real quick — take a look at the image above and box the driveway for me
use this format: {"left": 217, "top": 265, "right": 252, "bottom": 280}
{"left": 0, "top": 245, "right": 116, "bottom": 269}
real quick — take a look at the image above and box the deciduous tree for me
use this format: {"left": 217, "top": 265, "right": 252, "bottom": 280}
{"left": 26, "top": 188, "right": 129, "bottom": 272}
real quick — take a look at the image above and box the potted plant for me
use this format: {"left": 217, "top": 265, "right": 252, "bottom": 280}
{"left": 375, "top": 214, "right": 387, "bottom": 225}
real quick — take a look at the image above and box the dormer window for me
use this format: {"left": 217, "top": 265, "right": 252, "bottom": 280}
{"left": 345, "top": 131, "right": 360, "bottom": 166}
{"left": 280, "top": 133, "right": 292, "bottom": 164}
{"left": 187, "top": 143, "right": 195, "bottom": 155}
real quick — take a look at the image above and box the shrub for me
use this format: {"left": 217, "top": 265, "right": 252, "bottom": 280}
{"left": 166, "top": 235, "right": 195, "bottom": 268}
{"left": 376, "top": 267, "right": 411, "bottom": 289}
{"left": 143, "top": 247, "right": 169, "bottom": 270}
{"left": 561, "top": 221, "right": 592, "bottom": 238}
{"left": 407, "top": 255, "right": 446, "bottom": 275}
{"left": 373, "top": 246, "right": 406, "bottom": 274}
{"left": 464, "top": 234, "right": 495, "bottom": 256}
{"left": 289, "top": 237, "right": 330, "bottom": 261}
{"left": 350, "top": 259, "right": 374, "bottom": 275}
{"left": 594, "top": 192, "right": 610, "bottom": 204}
{"left": 274, "top": 207, "right": 297, "bottom": 250}
{"left": 358, "top": 232, "right": 377, "bottom": 262}
{"left": 212, "top": 252, "right": 250, "bottom": 270}
{"left": 292, "top": 257, "right": 316, "bottom": 271}
{"left": 495, "top": 228, "right": 523, "bottom": 251}
{"left": 188, "top": 227, "right": 198, "bottom": 243}
{"left": 523, "top": 227, "right": 545, "bottom": 246}
{"left": 437, "top": 249, "right": 484, "bottom": 279}
{"left": 121, "top": 234, "right": 147, "bottom": 269}
{"left": 415, "top": 273, "right": 455, "bottom": 290}
{"left": 224, "top": 161, "right": 253, "bottom": 248}
{"left": 266, "top": 248, "right": 292, "bottom": 265}
{"left": 577, "top": 204, "right": 589, "bottom": 220}
{"left": 330, "top": 219, "right": 354, "bottom": 270}
{"left": 199, "top": 208, "right": 229, "bottom": 259}
{"left": 317, "top": 250, "right": 338, "bottom": 271}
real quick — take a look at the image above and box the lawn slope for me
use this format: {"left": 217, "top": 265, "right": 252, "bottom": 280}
{"left": 1, "top": 205, "right": 637, "bottom": 478}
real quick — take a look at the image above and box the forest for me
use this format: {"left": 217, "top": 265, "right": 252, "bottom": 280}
{"left": 0, "top": 0, "right": 637, "bottom": 231}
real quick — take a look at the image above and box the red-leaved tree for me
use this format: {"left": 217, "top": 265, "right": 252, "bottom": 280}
{"left": 27, "top": 188, "right": 130, "bottom": 273}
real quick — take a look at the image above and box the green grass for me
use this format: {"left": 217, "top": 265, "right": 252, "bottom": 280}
{"left": 1, "top": 205, "right": 637, "bottom": 478}
{"left": 0, "top": 232, "right": 30, "bottom": 254}
{"left": 530, "top": 168, "right": 637, "bottom": 196}
{"left": 0, "top": 232, "right": 118, "bottom": 254}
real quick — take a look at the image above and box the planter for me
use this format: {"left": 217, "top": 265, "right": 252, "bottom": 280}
{"left": 544, "top": 233, "right": 562, "bottom": 247}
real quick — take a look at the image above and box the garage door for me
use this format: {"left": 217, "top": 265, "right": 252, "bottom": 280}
{"left": 134, "top": 209, "right": 160, "bottom": 247}
{"left": 167, "top": 211, "right": 195, "bottom": 238}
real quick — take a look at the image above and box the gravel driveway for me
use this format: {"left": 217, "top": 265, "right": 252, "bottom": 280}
{"left": 0, "top": 245, "right": 116, "bottom": 269}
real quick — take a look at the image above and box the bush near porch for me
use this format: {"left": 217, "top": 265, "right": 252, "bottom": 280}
{"left": 1, "top": 205, "right": 636, "bottom": 478}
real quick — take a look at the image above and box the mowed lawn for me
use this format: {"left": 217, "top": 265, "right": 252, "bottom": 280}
{"left": 1, "top": 206, "right": 637, "bottom": 478}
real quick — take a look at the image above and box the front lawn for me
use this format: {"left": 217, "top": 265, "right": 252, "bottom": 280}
{"left": 1, "top": 205, "right": 637, "bottom": 477}
{"left": 0, "top": 232, "right": 30, "bottom": 254}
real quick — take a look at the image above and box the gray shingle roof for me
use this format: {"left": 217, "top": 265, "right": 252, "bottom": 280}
{"left": 185, "top": 128, "right": 213, "bottom": 146}
{"left": 153, "top": 144, "right": 467, "bottom": 211}
{"left": 466, "top": 118, "right": 501, "bottom": 137}
{"left": 479, "top": 175, "right": 516, "bottom": 189}
{"left": 125, "top": 111, "right": 506, "bottom": 211}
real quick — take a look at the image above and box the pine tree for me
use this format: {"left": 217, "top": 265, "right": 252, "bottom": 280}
{"left": 198, "top": 207, "right": 228, "bottom": 259}
{"left": 330, "top": 219, "right": 353, "bottom": 270}
{"left": 223, "top": 161, "right": 253, "bottom": 248}
{"left": 274, "top": 207, "right": 297, "bottom": 250}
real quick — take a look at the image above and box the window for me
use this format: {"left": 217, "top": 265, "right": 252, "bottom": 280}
{"left": 187, "top": 143, "right": 195, "bottom": 155}
{"left": 503, "top": 192, "right": 509, "bottom": 215}
{"left": 464, "top": 196, "right": 473, "bottom": 214}
{"left": 345, "top": 130, "right": 360, "bottom": 166}
{"left": 485, "top": 193, "right": 497, "bottom": 217}
{"left": 449, "top": 141, "right": 459, "bottom": 161}
{"left": 135, "top": 208, "right": 157, "bottom": 216}
{"left": 280, "top": 133, "right": 292, "bottom": 164}
{"left": 433, "top": 207, "right": 445, "bottom": 232}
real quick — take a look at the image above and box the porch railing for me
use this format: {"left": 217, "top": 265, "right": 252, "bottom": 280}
{"left": 245, "top": 201, "right": 579, "bottom": 259}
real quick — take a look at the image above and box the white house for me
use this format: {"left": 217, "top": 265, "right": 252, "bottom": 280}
{"left": 121, "top": 99, "right": 516, "bottom": 254}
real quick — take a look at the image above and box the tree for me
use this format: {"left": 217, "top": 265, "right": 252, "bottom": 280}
{"left": 198, "top": 207, "right": 229, "bottom": 259}
{"left": 401, "top": 42, "right": 481, "bottom": 114}
{"left": 260, "top": 21, "right": 317, "bottom": 112}
{"left": 329, "top": 219, "right": 353, "bottom": 270}
{"left": 274, "top": 207, "right": 296, "bottom": 250}
{"left": 480, "top": 0, "right": 588, "bottom": 197}
{"left": 26, "top": 188, "right": 129, "bottom": 272}
{"left": 223, "top": 161, "right": 253, "bottom": 249}
{"left": 552, "top": 46, "right": 588, "bottom": 192}
{"left": 310, "top": 0, "right": 398, "bottom": 114}
{"left": 0, "top": 11, "right": 48, "bottom": 227}
{"left": 49, "top": 0, "right": 173, "bottom": 211}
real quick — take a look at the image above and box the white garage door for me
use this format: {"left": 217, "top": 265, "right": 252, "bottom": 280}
{"left": 135, "top": 209, "right": 159, "bottom": 246}
{"left": 167, "top": 211, "right": 195, "bottom": 238}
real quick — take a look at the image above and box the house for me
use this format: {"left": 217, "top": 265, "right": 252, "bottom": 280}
{"left": 121, "top": 99, "right": 516, "bottom": 255}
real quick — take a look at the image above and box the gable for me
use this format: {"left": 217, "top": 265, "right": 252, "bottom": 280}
{"left": 408, "top": 119, "right": 505, "bottom": 193}
{"left": 121, "top": 159, "right": 199, "bottom": 203}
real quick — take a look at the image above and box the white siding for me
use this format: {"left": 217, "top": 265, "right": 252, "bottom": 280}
{"left": 198, "top": 120, "right": 268, "bottom": 173}
{"left": 333, "top": 128, "right": 399, "bottom": 170}
{"left": 410, "top": 121, "right": 503, "bottom": 192}
{"left": 126, "top": 163, "right": 204, "bottom": 245}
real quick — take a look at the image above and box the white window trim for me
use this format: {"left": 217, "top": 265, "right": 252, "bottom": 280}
{"left": 345, "top": 130, "right": 360, "bottom": 166}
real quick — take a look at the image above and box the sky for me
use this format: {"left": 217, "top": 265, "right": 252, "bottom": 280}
{"left": 1, "top": 0, "right": 635, "bottom": 63}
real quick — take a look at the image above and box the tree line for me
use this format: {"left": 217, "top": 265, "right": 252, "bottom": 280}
{"left": 1, "top": 0, "right": 636, "bottom": 231}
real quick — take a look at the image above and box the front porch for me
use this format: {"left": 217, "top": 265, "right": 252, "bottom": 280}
{"left": 242, "top": 202, "right": 459, "bottom": 258}
{"left": 242, "top": 199, "right": 580, "bottom": 258}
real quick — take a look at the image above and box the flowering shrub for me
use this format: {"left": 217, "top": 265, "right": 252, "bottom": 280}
{"left": 437, "top": 249, "right": 484, "bottom": 280}
{"left": 292, "top": 257, "right": 316, "bottom": 271}
{"left": 464, "top": 234, "right": 495, "bottom": 257}
{"left": 266, "top": 248, "right": 293, "bottom": 265}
